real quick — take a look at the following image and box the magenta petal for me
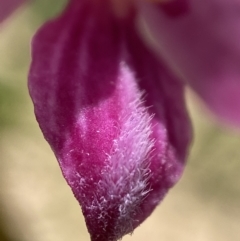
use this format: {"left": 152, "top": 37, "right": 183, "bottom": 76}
{"left": 138, "top": 0, "right": 240, "bottom": 126}
{"left": 0, "top": 0, "right": 25, "bottom": 23}
{"left": 158, "top": 0, "right": 189, "bottom": 17}
{"left": 29, "top": 1, "right": 191, "bottom": 240}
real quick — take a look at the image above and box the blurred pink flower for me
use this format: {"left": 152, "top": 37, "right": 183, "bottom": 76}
{"left": 0, "top": 0, "right": 25, "bottom": 23}
{"left": 138, "top": 0, "right": 240, "bottom": 126}
{"left": 28, "top": 0, "right": 240, "bottom": 240}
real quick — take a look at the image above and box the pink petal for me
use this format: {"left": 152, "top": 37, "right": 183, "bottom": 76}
{"left": 29, "top": 1, "right": 191, "bottom": 240}
{"left": 137, "top": 0, "right": 240, "bottom": 127}
{"left": 0, "top": 0, "right": 25, "bottom": 23}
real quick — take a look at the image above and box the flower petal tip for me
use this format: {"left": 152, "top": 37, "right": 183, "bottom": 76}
{"left": 0, "top": 0, "right": 26, "bottom": 23}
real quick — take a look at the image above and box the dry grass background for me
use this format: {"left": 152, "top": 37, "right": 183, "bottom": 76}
{"left": 0, "top": 2, "right": 240, "bottom": 241}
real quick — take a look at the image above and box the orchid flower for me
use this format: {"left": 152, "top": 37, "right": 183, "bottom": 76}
{"left": 2, "top": 0, "right": 238, "bottom": 240}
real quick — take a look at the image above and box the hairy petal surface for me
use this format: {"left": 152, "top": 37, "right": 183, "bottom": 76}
{"left": 29, "top": 0, "right": 191, "bottom": 240}
{"left": 124, "top": 20, "right": 192, "bottom": 224}
{"left": 138, "top": 0, "right": 240, "bottom": 126}
{"left": 0, "top": 0, "right": 25, "bottom": 23}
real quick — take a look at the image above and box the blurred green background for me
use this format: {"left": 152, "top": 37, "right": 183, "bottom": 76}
{"left": 0, "top": 1, "right": 240, "bottom": 241}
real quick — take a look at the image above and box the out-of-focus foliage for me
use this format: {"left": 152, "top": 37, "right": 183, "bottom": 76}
{"left": 0, "top": 1, "right": 240, "bottom": 241}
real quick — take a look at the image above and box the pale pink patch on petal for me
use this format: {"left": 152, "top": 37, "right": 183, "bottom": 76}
{"left": 138, "top": 0, "right": 240, "bottom": 127}
{"left": 29, "top": 1, "right": 191, "bottom": 240}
